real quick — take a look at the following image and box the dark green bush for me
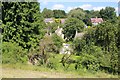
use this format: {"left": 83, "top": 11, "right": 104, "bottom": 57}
{"left": 75, "top": 45, "right": 103, "bottom": 71}
{"left": 2, "top": 42, "right": 28, "bottom": 64}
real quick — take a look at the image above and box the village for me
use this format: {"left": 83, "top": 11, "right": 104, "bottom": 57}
{"left": 43, "top": 17, "right": 103, "bottom": 55}
{"left": 1, "top": 1, "right": 120, "bottom": 78}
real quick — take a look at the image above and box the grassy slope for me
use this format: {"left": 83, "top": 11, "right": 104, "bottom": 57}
{"left": 2, "top": 54, "right": 118, "bottom": 78}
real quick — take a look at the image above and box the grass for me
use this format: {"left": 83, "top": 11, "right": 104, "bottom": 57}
{"left": 2, "top": 63, "right": 118, "bottom": 78}
{"left": 2, "top": 54, "right": 118, "bottom": 78}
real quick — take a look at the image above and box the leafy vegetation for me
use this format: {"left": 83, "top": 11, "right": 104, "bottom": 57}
{"left": 1, "top": 1, "right": 119, "bottom": 78}
{"left": 2, "top": 42, "right": 27, "bottom": 64}
{"left": 63, "top": 17, "right": 85, "bottom": 41}
{"left": 99, "top": 7, "right": 117, "bottom": 21}
{"left": 42, "top": 8, "right": 54, "bottom": 18}
{"left": 2, "top": 2, "right": 45, "bottom": 49}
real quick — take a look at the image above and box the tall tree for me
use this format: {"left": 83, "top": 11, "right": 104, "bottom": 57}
{"left": 2, "top": 2, "right": 45, "bottom": 49}
{"left": 68, "top": 8, "right": 85, "bottom": 20}
{"left": 99, "top": 7, "right": 117, "bottom": 21}
{"left": 63, "top": 17, "right": 85, "bottom": 41}
{"left": 42, "top": 8, "right": 53, "bottom": 18}
{"left": 53, "top": 10, "right": 66, "bottom": 18}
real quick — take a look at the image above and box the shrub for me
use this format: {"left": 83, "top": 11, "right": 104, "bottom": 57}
{"left": 52, "top": 34, "right": 64, "bottom": 53}
{"left": 2, "top": 42, "right": 28, "bottom": 64}
{"left": 75, "top": 44, "right": 103, "bottom": 71}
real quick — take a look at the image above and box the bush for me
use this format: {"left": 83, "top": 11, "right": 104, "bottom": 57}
{"left": 52, "top": 34, "right": 64, "bottom": 53}
{"left": 2, "top": 42, "right": 28, "bottom": 64}
{"left": 75, "top": 44, "right": 104, "bottom": 71}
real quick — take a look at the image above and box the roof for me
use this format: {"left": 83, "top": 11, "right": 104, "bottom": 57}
{"left": 60, "top": 19, "right": 66, "bottom": 24}
{"left": 91, "top": 17, "right": 103, "bottom": 23}
{"left": 75, "top": 32, "right": 85, "bottom": 39}
{"left": 44, "top": 18, "right": 54, "bottom": 23}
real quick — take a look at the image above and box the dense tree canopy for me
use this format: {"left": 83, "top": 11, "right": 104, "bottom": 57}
{"left": 99, "top": 7, "right": 117, "bottom": 21}
{"left": 68, "top": 8, "right": 85, "bottom": 20}
{"left": 74, "top": 20, "right": 119, "bottom": 73}
{"left": 2, "top": 2, "right": 45, "bottom": 49}
{"left": 53, "top": 10, "right": 66, "bottom": 18}
{"left": 42, "top": 8, "right": 54, "bottom": 18}
{"left": 63, "top": 17, "right": 85, "bottom": 41}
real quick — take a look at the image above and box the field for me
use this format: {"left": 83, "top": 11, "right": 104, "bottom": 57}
{"left": 2, "top": 63, "right": 118, "bottom": 78}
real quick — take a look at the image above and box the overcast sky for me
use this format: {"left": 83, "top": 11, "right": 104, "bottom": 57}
{"left": 39, "top": 1, "right": 119, "bottom": 15}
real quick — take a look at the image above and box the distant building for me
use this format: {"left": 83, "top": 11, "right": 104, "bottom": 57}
{"left": 44, "top": 18, "right": 54, "bottom": 24}
{"left": 55, "top": 26, "right": 64, "bottom": 40}
{"left": 74, "top": 30, "right": 85, "bottom": 39}
{"left": 44, "top": 18, "right": 66, "bottom": 24}
{"left": 60, "top": 19, "right": 66, "bottom": 24}
{"left": 90, "top": 17, "right": 103, "bottom": 25}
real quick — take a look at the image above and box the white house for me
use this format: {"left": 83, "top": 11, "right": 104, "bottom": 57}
{"left": 55, "top": 26, "right": 64, "bottom": 40}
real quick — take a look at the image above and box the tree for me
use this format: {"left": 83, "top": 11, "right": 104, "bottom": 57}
{"left": 99, "top": 7, "right": 117, "bottom": 21}
{"left": 52, "top": 33, "right": 64, "bottom": 53}
{"left": 63, "top": 18, "right": 85, "bottom": 41}
{"left": 83, "top": 21, "right": 119, "bottom": 73}
{"left": 53, "top": 10, "right": 66, "bottom": 18}
{"left": 2, "top": 2, "right": 45, "bottom": 49}
{"left": 47, "top": 22, "right": 62, "bottom": 33}
{"left": 68, "top": 8, "right": 85, "bottom": 20}
{"left": 42, "top": 8, "right": 53, "bottom": 18}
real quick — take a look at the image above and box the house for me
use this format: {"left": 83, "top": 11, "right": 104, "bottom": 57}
{"left": 60, "top": 19, "right": 66, "bottom": 24}
{"left": 74, "top": 30, "right": 85, "bottom": 39}
{"left": 90, "top": 17, "right": 103, "bottom": 25}
{"left": 55, "top": 26, "right": 64, "bottom": 40}
{"left": 44, "top": 18, "right": 66, "bottom": 24}
{"left": 44, "top": 18, "right": 54, "bottom": 24}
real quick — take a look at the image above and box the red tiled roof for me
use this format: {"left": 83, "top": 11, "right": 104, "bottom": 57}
{"left": 91, "top": 18, "right": 103, "bottom": 23}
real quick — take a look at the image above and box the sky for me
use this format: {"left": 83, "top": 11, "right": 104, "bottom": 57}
{"left": 39, "top": 0, "right": 119, "bottom": 15}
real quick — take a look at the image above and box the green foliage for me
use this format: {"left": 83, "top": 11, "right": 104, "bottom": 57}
{"left": 68, "top": 8, "right": 85, "bottom": 20}
{"left": 52, "top": 33, "right": 64, "bottom": 53}
{"left": 78, "top": 53, "right": 100, "bottom": 71}
{"left": 47, "top": 22, "right": 62, "bottom": 33}
{"left": 73, "top": 38, "right": 86, "bottom": 55}
{"left": 99, "top": 7, "right": 117, "bottom": 21}
{"left": 84, "top": 10, "right": 100, "bottom": 18}
{"left": 42, "top": 8, "right": 53, "bottom": 18}
{"left": 40, "top": 35, "right": 55, "bottom": 53}
{"left": 74, "top": 40, "right": 103, "bottom": 71}
{"left": 81, "top": 21, "right": 118, "bottom": 73}
{"left": 53, "top": 10, "right": 66, "bottom": 18}
{"left": 83, "top": 18, "right": 92, "bottom": 26}
{"left": 63, "top": 17, "right": 85, "bottom": 41}
{"left": 2, "top": 42, "right": 28, "bottom": 64}
{"left": 2, "top": 2, "right": 45, "bottom": 49}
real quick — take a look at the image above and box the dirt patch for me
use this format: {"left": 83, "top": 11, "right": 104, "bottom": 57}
{"left": 2, "top": 68, "right": 80, "bottom": 78}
